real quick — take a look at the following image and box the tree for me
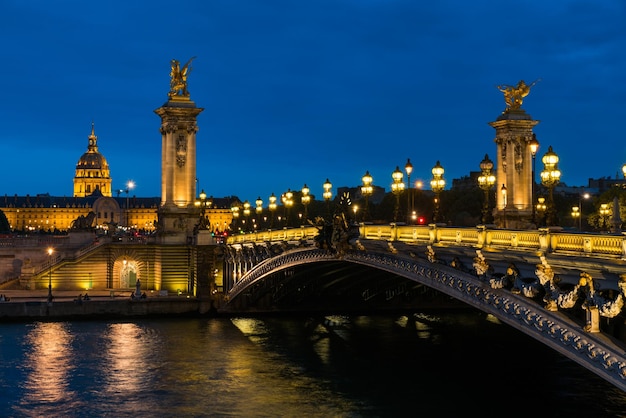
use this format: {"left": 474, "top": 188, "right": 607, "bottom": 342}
{"left": 440, "top": 188, "right": 483, "bottom": 226}
{"left": 0, "top": 209, "right": 10, "bottom": 233}
{"left": 586, "top": 187, "right": 626, "bottom": 231}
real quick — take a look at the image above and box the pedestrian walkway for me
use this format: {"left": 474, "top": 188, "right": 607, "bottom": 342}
{"left": 0, "top": 289, "right": 155, "bottom": 302}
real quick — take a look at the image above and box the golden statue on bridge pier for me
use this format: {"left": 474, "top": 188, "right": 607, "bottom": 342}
{"left": 169, "top": 56, "right": 196, "bottom": 98}
{"left": 497, "top": 79, "right": 540, "bottom": 112}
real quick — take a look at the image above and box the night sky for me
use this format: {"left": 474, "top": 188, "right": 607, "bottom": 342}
{"left": 1, "top": 1, "right": 625, "bottom": 204}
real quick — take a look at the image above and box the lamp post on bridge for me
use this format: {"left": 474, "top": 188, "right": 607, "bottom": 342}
{"left": 600, "top": 203, "right": 610, "bottom": 232}
{"left": 571, "top": 206, "right": 580, "bottom": 229}
{"left": 301, "top": 184, "right": 310, "bottom": 225}
{"left": 413, "top": 180, "right": 423, "bottom": 223}
{"left": 536, "top": 197, "right": 546, "bottom": 227}
{"left": 361, "top": 171, "right": 373, "bottom": 222}
{"left": 540, "top": 145, "right": 561, "bottom": 227}
{"left": 268, "top": 193, "right": 277, "bottom": 229}
{"left": 242, "top": 200, "right": 251, "bottom": 232}
{"left": 283, "top": 189, "right": 293, "bottom": 228}
{"left": 477, "top": 154, "right": 496, "bottom": 224}
{"left": 529, "top": 134, "right": 540, "bottom": 226}
{"left": 231, "top": 203, "right": 240, "bottom": 233}
{"left": 391, "top": 166, "right": 404, "bottom": 223}
{"left": 405, "top": 159, "right": 413, "bottom": 224}
{"left": 430, "top": 161, "right": 445, "bottom": 224}
{"left": 578, "top": 192, "right": 590, "bottom": 231}
{"left": 255, "top": 197, "right": 263, "bottom": 230}
{"left": 323, "top": 179, "right": 333, "bottom": 220}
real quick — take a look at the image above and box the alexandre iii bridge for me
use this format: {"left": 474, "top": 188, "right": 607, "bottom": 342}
{"left": 222, "top": 223, "right": 626, "bottom": 392}
{"left": 3, "top": 62, "right": 625, "bottom": 392}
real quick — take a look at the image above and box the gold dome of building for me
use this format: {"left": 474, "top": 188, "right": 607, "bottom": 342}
{"left": 73, "top": 123, "right": 112, "bottom": 197}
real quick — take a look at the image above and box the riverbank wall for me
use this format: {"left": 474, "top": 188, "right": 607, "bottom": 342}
{"left": 0, "top": 291, "right": 215, "bottom": 321}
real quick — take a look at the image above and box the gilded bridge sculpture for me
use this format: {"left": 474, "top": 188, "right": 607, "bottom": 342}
{"left": 497, "top": 79, "right": 540, "bottom": 111}
{"left": 169, "top": 56, "right": 196, "bottom": 97}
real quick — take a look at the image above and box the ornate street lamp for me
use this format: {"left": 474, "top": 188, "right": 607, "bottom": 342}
{"left": 195, "top": 189, "right": 206, "bottom": 210}
{"left": 536, "top": 197, "right": 547, "bottom": 227}
{"left": 255, "top": 197, "right": 263, "bottom": 230}
{"left": 195, "top": 189, "right": 212, "bottom": 230}
{"left": 231, "top": 203, "right": 240, "bottom": 232}
{"left": 268, "top": 193, "right": 277, "bottom": 229}
{"left": 405, "top": 158, "right": 413, "bottom": 224}
{"left": 529, "top": 134, "right": 540, "bottom": 225}
{"left": 243, "top": 200, "right": 251, "bottom": 232}
{"left": 413, "top": 180, "right": 423, "bottom": 224}
{"left": 622, "top": 163, "right": 626, "bottom": 180}
{"left": 255, "top": 197, "right": 263, "bottom": 215}
{"left": 284, "top": 189, "right": 293, "bottom": 227}
{"left": 540, "top": 145, "right": 561, "bottom": 226}
{"left": 125, "top": 180, "right": 135, "bottom": 228}
{"left": 301, "top": 184, "right": 310, "bottom": 224}
{"left": 600, "top": 203, "right": 610, "bottom": 232}
{"left": 323, "top": 179, "right": 333, "bottom": 218}
{"left": 578, "top": 192, "right": 589, "bottom": 231}
{"left": 571, "top": 206, "right": 580, "bottom": 228}
{"left": 391, "top": 166, "right": 405, "bottom": 223}
{"left": 47, "top": 247, "right": 54, "bottom": 303}
{"left": 430, "top": 161, "right": 445, "bottom": 223}
{"left": 477, "top": 154, "right": 496, "bottom": 224}
{"left": 361, "top": 171, "right": 373, "bottom": 222}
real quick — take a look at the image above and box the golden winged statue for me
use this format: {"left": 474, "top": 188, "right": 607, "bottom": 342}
{"left": 169, "top": 57, "right": 196, "bottom": 97}
{"left": 496, "top": 79, "right": 540, "bottom": 111}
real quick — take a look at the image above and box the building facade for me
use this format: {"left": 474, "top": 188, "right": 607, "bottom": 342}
{"left": 0, "top": 123, "right": 232, "bottom": 234}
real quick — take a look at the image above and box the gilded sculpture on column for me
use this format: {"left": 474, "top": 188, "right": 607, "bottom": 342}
{"left": 497, "top": 79, "right": 540, "bottom": 111}
{"left": 169, "top": 57, "right": 196, "bottom": 97}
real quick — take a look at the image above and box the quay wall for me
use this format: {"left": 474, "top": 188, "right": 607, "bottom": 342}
{"left": 0, "top": 298, "right": 214, "bottom": 321}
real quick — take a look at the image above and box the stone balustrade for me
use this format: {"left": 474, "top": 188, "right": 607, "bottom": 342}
{"left": 228, "top": 224, "right": 626, "bottom": 260}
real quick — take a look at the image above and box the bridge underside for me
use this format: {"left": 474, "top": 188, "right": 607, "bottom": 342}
{"left": 226, "top": 261, "right": 469, "bottom": 313}
{"left": 222, "top": 246, "right": 626, "bottom": 391}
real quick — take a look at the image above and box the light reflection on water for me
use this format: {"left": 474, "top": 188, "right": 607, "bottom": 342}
{"left": 1, "top": 313, "right": 625, "bottom": 417}
{"left": 104, "top": 323, "right": 156, "bottom": 394}
{"left": 20, "top": 322, "right": 76, "bottom": 413}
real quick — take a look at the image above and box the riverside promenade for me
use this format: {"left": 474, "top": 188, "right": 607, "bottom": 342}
{"left": 0, "top": 289, "right": 214, "bottom": 321}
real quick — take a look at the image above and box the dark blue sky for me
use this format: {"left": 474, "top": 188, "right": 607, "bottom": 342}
{"left": 1, "top": 1, "right": 625, "bottom": 204}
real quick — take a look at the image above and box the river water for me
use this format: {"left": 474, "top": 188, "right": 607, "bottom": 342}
{"left": 0, "top": 311, "right": 625, "bottom": 417}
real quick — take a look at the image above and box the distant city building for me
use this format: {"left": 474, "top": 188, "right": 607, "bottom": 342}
{"left": 0, "top": 126, "right": 233, "bottom": 234}
{"left": 587, "top": 176, "right": 626, "bottom": 193}
{"left": 451, "top": 173, "right": 480, "bottom": 191}
{"left": 73, "top": 123, "right": 112, "bottom": 198}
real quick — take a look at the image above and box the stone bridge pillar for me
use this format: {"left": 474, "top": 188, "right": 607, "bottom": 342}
{"left": 489, "top": 97, "right": 539, "bottom": 229}
{"left": 154, "top": 59, "right": 204, "bottom": 244}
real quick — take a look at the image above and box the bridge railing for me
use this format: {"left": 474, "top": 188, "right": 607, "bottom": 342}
{"left": 228, "top": 223, "right": 626, "bottom": 259}
{"left": 228, "top": 226, "right": 319, "bottom": 244}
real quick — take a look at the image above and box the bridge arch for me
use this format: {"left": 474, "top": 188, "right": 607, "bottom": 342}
{"left": 224, "top": 247, "right": 626, "bottom": 391}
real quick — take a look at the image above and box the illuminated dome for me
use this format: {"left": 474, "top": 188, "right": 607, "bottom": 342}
{"left": 77, "top": 150, "right": 109, "bottom": 169}
{"left": 73, "top": 123, "right": 112, "bottom": 197}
